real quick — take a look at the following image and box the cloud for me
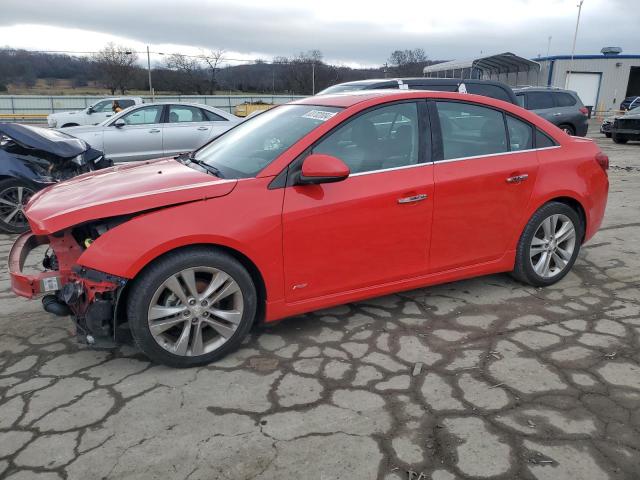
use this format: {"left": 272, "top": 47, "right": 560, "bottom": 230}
{"left": 1, "top": 0, "right": 638, "bottom": 65}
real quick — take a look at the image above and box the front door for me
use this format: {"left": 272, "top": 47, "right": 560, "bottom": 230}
{"left": 102, "top": 104, "right": 165, "bottom": 162}
{"left": 429, "top": 101, "right": 539, "bottom": 272}
{"left": 282, "top": 101, "right": 434, "bottom": 302}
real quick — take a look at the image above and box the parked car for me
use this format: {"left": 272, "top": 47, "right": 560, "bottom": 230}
{"left": 620, "top": 96, "right": 640, "bottom": 111}
{"left": 513, "top": 87, "right": 589, "bottom": 136}
{"left": 610, "top": 107, "right": 640, "bottom": 144}
{"left": 47, "top": 97, "right": 143, "bottom": 128}
{"left": 600, "top": 106, "right": 640, "bottom": 137}
{"left": 317, "top": 78, "right": 518, "bottom": 104}
{"left": 0, "top": 123, "right": 111, "bottom": 233}
{"left": 63, "top": 102, "right": 241, "bottom": 162}
{"left": 9, "top": 90, "right": 609, "bottom": 367}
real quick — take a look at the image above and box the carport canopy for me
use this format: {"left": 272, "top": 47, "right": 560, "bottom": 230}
{"left": 423, "top": 52, "right": 540, "bottom": 80}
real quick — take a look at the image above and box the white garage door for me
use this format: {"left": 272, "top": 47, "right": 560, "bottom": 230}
{"left": 566, "top": 73, "right": 601, "bottom": 107}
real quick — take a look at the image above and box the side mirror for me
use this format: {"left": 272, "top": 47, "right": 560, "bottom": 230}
{"left": 87, "top": 107, "right": 94, "bottom": 114}
{"left": 299, "top": 154, "right": 350, "bottom": 185}
{"left": 114, "top": 119, "right": 126, "bottom": 128}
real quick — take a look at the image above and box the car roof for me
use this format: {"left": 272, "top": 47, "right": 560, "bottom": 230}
{"left": 513, "top": 86, "right": 576, "bottom": 94}
{"left": 329, "top": 77, "right": 508, "bottom": 87}
{"left": 292, "top": 89, "right": 511, "bottom": 108}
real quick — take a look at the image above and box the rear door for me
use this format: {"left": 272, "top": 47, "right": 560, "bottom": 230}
{"left": 429, "top": 100, "right": 539, "bottom": 272}
{"left": 102, "top": 104, "right": 165, "bottom": 162}
{"left": 524, "top": 91, "right": 556, "bottom": 122}
{"left": 162, "top": 105, "right": 213, "bottom": 156}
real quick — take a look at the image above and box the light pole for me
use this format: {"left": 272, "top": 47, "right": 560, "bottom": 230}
{"left": 565, "top": 0, "right": 584, "bottom": 89}
{"left": 147, "top": 45, "right": 154, "bottom": 102}
{"left": 312, "top": 62, "right": 316, "bottom": 95}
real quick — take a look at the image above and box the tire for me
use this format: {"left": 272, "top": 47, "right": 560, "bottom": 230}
{"left": 605, "top": 132, "right": 612, "bottom": 138}
{"left": 0, "top": 178, "right": 36, "bottom": 234}
{"left": 126, "top": 247, "right": 257, "bottom": 367}
{"left": 512, "top": 202, "right": 583, "bottom": 287}
{"left": 612, "top": 133, "right": 628, "bottom": 144}
{"left": 558, "top": 124, "right": 575, "bottom": 136}
{"left": 60, "top": 123, "right": 79, "bottom": 128}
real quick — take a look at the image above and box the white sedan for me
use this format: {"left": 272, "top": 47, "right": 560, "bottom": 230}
{"left": 63, "top": 102, "right": 241, "bottom": 162}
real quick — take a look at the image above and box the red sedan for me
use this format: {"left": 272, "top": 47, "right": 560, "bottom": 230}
{"left": 9, "top": 90, "right": 609, "bottom": 367}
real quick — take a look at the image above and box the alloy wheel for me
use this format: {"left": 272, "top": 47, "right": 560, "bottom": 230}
{"left": 147, "top": 267, "right": 244, "bottom": 356}
{"left": 529, "top": 213, "right": 576, "bottom": 279}
{"left": 0, "top": 185, "right": 34, "bottom": 229}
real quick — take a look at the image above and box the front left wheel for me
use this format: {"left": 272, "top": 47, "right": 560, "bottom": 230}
{"left": 127, "top": 247, "right": 257, "bottom": 367}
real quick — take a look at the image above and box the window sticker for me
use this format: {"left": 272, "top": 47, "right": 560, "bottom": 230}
{"left": 302, "top": 110, "right": 338, "bottom": 121}
{"left": 458, "top": 83, "right": 468, "bottom": 94}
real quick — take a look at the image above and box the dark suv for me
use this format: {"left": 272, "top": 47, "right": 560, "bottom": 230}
{"left": 513, "top": 87, "right": 589, "bottom": 136}
{"left": 317, "top": 78, "right": 518, "bottom": 105}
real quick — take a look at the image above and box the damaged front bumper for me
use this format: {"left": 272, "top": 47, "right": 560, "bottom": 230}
{"left": 9, "top": 231, "right": 128, "bottom": 347}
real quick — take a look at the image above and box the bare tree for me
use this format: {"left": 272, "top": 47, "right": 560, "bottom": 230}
{"left": 93, "top": 43, "right": 138, "bottom": 94}
{"left": 165, "top": 53, "right": 204, "bottom": 94}
{"left": 388, "top": 48, "right": 429, "bottom": 76}
{"left": 200, "top": 49, "right": 225, "bottom": 95}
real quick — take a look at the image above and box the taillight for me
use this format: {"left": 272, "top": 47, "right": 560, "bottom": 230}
{"left": 595, "top": 152, "right": 609, "bottom": 172}
{"left": 579, "top": 107, "right": 589, "bottom": 116}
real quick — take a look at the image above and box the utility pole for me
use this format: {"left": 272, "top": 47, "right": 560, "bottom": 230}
{"left": 312, "top": 62, "right": 316, "bottom": 95}
{"left": 546, "top": 36, "right": 552, "bottom": 57}
{"left": 565, "top": 0, "right": 584, "bottom": 89}
{"left": 146, "top": 45, "right": 154, "bottom": 102}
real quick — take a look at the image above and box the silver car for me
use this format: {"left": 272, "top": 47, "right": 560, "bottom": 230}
{"left": 63, "top": 102, "right": 240, "bottom": 162}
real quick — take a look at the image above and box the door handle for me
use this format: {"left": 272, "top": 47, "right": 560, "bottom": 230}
{"left": 553, "top": 113, "right": 562, "bottom": 116}
{"left": 149, "top": 128, "right": 161, "bottom": 133}
{"left": 506, "top": 174, "right": 529, "bottom": 184}
{"left": 397, "top": 193, "right": 428, "bottom": 204}
{"left": 197, "top": 126, "right": 208, "bottom": 131}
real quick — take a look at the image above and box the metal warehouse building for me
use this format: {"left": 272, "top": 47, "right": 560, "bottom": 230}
{"left": 536, "top": 50, "right": 640, "bottom": 114}
{"left": 424, "top": 50, "right": 640, "bottom": 114}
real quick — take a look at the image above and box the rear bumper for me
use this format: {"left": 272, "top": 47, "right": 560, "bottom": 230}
{"left": 9, "top": 233, "right": 63, "bottom": 299}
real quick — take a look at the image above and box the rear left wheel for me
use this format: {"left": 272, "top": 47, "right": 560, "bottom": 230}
{"left": 0, "top": 179, "right": 36, "bottom": 234}
{"left": 512, "top": 202, "right": 583, "bottom": 287}
{"left": 127, "top": 247, "right": 257, "bottom": 367}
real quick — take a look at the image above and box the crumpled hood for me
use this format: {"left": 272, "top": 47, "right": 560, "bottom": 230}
{"left": 26, "top": 158, "right": 237, "bottom": 234}
{"left": 0, "top": 122, "right": 89, "bottom": 158}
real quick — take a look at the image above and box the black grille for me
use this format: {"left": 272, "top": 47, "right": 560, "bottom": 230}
{"left": 616, "top": 118, "right": 640, "bottom": 130}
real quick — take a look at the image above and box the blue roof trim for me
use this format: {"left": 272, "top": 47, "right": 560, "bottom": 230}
{"left": 535, "top": 54, "right": 640, "bottom": 61}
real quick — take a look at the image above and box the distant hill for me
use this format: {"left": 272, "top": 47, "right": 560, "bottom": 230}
{"left": 0, "top": 48, "right": 445, "bottom": 95}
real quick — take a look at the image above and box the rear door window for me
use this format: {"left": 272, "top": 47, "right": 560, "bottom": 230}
{"left": 526, "top": 92, "right": 555, "bottom": 110}
{"left": 553, "top": 92, "right": 577, "bottom": 107}
{"left": 506, "top": 115, "right": 533, "bottom": 151}
{"left": 435, "top": 101, "right": 507, "bottom": 160}
{"left": 119, "top": 99, "right": 136, "bottom": 109}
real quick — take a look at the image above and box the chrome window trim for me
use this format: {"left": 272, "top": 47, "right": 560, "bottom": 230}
{"left": 347, "top": 145, "right": 561, "bottom": 177}
{"left": 434, "top": 145, "right": 561, "bottom": 165}
{"left": 349, "top": 162, "right": 429, "bottom": 177}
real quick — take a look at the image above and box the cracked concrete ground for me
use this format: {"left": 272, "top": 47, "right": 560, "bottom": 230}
{"left": 1, "top": 129, "right": 639, "bottom": 480}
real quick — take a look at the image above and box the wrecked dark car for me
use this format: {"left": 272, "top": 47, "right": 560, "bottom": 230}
{"left": 0, "top": 123, "right": 112, "bottom": 233}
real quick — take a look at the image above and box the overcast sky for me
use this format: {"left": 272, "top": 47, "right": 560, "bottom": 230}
{"left": 1, "top": 0, "right": 638, "bottom": 67}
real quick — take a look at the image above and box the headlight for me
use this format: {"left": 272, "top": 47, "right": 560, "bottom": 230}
{"left": 71, "top": 154, "right": 84, "bottom": 166}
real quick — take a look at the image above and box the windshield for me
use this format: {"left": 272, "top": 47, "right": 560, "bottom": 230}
{"left": 193, "top": 104, "right": 343, "bottom": 178}
{"left": 317, "top": 84, "right": 369, "bottom": 95}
